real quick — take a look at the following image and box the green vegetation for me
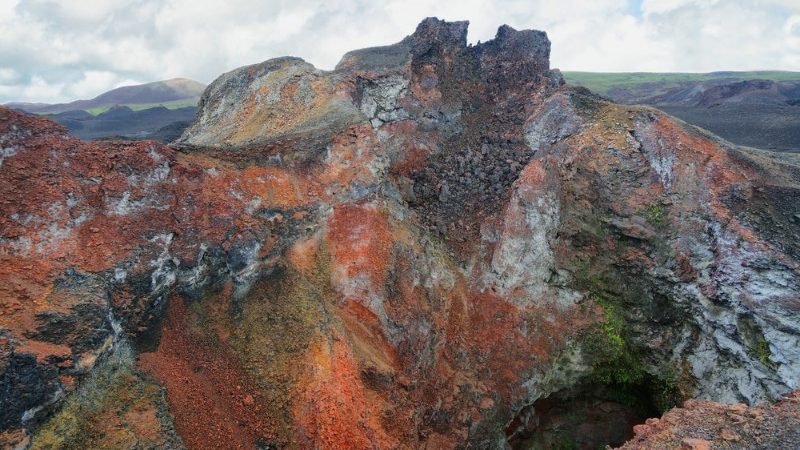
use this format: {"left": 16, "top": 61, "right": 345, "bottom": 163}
{"left": 755, "top": 337, "right": 774, "bottom": 368}
{"left": 563, "top": 71, "right": 800, "bottom": 96}
{"left": 36, "top": 98, "right": 199, "bottom": 116}
{"left": 651, "top": 370, "right": 680, "bottom": 413}
{"left": 583, "top": 293, "right": 682, "bottom": 414}
{"left": 84, "top": 98, "right": 199, "bottom": 115}
{"left": 586, "top": 295, "right": 645, "bottom": 386}
{"left": 644, "top": 203, "right": 667, "bottom": 226}
{"left": 737, "top": 316, "right": 776, "bottom": 369}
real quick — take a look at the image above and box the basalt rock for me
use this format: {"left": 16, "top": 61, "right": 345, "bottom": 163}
{"left": 1, "top": 18, "right": 800, "bottom": 449}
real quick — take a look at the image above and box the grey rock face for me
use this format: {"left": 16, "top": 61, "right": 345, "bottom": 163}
{"left": 357, "top": 74, "right": 410, "bottom": 127}
{"left": 601, "top": 115, "right": 800, "bottom": 404}
{"left": 176, "top": 57, "right": 362, "bottom": 147}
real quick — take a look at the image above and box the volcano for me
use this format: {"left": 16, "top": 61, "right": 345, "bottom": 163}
{"left": 1, "top": 18, "right": 799, "bottom": 450}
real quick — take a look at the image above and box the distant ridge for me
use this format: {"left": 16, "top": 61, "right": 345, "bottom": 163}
{"left": 5, "top": 78, "right": 206, "bottom": 115}
{"left": 561, "top": 70, "right": 800, "bottom": 98}
{"left": 563, "top": 71, "right": 800, "bottom": 151}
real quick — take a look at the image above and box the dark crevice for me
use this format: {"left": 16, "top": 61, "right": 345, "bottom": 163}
{"left": 507, "top": 379, "right": 664, "bottom": 450}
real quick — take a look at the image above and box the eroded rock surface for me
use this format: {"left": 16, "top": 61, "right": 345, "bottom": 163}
{"left": 620, "top": 391, "right": 800, "bottom": 449}
{"left": 1, "top": 17, "right": 799, "bottom": 449}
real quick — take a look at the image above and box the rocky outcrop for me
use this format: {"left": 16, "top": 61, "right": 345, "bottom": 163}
{"left": 1, "top": 17, "right": 800, "bottom": 449}
{"left": 177, "top": 57, "right": 362, "bottom": 148}
{"left": 620, "top": 391, "right": 800, "bottom": 449}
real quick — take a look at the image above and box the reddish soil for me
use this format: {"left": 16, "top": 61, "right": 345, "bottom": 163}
{"left": 138, "top": 295, "right": 277, "bottom": 450}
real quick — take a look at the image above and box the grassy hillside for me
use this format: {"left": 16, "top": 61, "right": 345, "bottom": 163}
{"left": 82, "top": 98, "right": 199, "bottom": 115}
{"left": 563, "top": 71, "right": 800, "bottom": 96}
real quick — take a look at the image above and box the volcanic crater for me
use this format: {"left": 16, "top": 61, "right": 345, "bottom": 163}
{"left": 1, "top": 18, "right": 799, "bottom": 450}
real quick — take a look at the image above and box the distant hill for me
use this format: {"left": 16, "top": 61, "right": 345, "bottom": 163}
{"left": 563, "top": 71, "right": 800, "bottom": 151}
{"left": 4, "top": 78, "right": 205, "bottom": 142}
{"left": 562, "top": 71, "right": 800, "bottom": 101}
{"left": 6, "top": 78, "right": 206, "bottom": 115}
{"left": 50, "top": 105, "right": 198, "bottom": 141}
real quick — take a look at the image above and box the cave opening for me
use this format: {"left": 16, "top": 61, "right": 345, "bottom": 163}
{"left": 506, "top": 375, "right": 671, "bottom": 450}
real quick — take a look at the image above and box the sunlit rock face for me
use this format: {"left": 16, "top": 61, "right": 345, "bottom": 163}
{"left": 2, "top": 17, "right": 800, "bottom": 449}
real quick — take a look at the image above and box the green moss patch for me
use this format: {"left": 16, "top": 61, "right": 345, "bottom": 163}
{"left": 737, "top": 315, "right": 776, "bottom": 369}
{"left": 582, "top": 294, "right": 682, "bottom": 415}
{"left": 586, "top": 295, "right": 645, "bottom": 386}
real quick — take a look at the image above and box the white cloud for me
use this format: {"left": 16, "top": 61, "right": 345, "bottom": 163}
{"left": 69, "top": 70, "right": 141, "bottom": 99}
{"left": 642, "top": 0, "right": 716, "bottom": 15}
{"left": 0, "top": 75, "right": 65, "bottom": 104}
{"left": 0, "top": 68, "right": 16, "bottom": 82}
{"left": 0, "top": 0, "right": 798, "bottom": 103}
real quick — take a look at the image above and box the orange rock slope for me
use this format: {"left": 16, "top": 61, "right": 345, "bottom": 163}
{"left": 2, "top": 18, "right": 800, "bottom": 450}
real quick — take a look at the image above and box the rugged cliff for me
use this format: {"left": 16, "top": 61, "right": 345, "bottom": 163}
{"left": 1, "top": 18, "right": 799, "bottom": 449}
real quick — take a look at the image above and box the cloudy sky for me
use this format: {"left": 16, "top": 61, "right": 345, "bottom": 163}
{"left": 1, "top": 0, "right": 799, "bottom": 103}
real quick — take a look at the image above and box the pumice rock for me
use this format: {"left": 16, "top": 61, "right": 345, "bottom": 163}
{"left": 1, "top": 17, "right": 799, "bottom": 449}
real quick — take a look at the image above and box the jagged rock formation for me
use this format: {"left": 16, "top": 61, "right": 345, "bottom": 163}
{"left": 1, "top": 18, "right": 799, "bottom": 449}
